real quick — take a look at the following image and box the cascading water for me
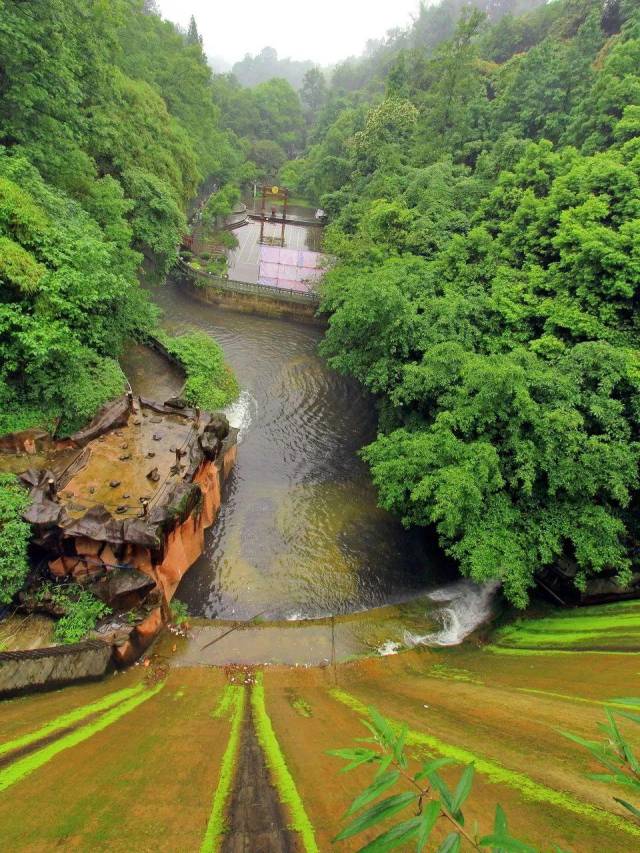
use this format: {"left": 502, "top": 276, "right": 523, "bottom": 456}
{"left": 223, "top": 389, "right": 257, "bottom": 444}
{"left": 404, "top": 580, "right": 500, "bottom": 647}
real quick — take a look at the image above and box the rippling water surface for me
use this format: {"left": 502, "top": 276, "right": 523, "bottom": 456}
{"left": 128, "top": 278, "right": 444, "bottom": 619}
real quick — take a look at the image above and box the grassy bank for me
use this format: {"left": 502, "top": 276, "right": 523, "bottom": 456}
{"left": 160, "top": 331, "right": 239, "bottom": 412}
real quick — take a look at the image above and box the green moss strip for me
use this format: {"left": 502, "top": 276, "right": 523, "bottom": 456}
{"left": 515, "top": 688, "right": 637, "bottom": 710}
{"left": 0, "top": 683, "right": 164, "bottom": 792}
{"left": 251, "top": 673, "right": 319, "bottom": 853}
{"left": 211, "top": 684, "right": 237, "bottom": 720}
{"left": 201, "top": 685, "right": 245, "bottom": 852}
{"left": 330, "top": 688, "right": 640, "bottom": 839}
{"left": 486, "top": 646, "right": 639, "bottom": 657}
{"left": 0, "top": 685, "right": 145, "bottom": 758}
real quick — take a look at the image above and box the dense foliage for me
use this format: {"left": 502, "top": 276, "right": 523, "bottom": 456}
{"left": 0, "top": 475, "right": 30, "bottom": 605}
{"left": 292, "top": 0, "right": 640, "bottom": 605}
{"left": 0, "top": 1, "right": 245, "bottom": 435}
{"left": 35, "top": 582, "right": 112, "bottom": 644}
{"left": 163, "top": 332, "right": 240, "bottom": 412}
{"left": 211, "top": 74, "right": 305, "bottom": 178}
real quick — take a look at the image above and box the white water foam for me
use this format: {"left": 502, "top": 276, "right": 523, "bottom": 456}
{"left": 404, "top": 580, "right": 500, "bottom": 647}
{"left": 377, "top": 640, "right": 403, "bottom": 656}
{"left": 223, "top": 390, "right": 256, "bottom": 444}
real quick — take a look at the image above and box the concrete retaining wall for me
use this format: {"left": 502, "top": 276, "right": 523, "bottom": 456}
{"left": 0, "top": 640, "right": 112, "bottom": 698}
{"left": 181, "top": 276, "right": 323, "bottom": 324}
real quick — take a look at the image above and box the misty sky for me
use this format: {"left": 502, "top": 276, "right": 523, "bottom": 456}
{"left": 156, "top": 0, "right": 423, "bottom": 66}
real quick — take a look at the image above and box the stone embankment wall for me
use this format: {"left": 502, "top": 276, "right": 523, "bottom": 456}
{"left": 182, "top": 275, "right": 323, "bottom": 324}
{"left": 0, "top": 641, "right": 112, "bottom": 698}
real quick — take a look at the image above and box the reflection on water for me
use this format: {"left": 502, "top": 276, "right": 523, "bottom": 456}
{"left": 133, "top": 278, "right": 444, "bottom": 619}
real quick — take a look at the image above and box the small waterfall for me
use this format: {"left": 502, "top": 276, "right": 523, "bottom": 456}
{"left": 223, "top": 390, "right": 256, "bottom": 443}
{"left": 404, "top": 580, "right": 500, "bottom": 647}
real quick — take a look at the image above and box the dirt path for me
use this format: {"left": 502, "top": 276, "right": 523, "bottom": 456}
{"left": 222, "top": 702, "right": 298, "bottom": 853}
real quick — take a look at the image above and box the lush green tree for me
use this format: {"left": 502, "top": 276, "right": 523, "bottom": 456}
{"left": 186, "top": 15, "right": 202, "bottom": 47}
{"left": 301, "top": 68, "right": 328, "bottom": 118}
{"left": 249, "top": 140, "right": 288, "bottom": 179}
{"left": 0, "top": 475, "right": 30, "bottom": 605}
{"left": 311, "top": 0, "right": 640, "bottom": 605}
{"left": 0, "top": 0, "right": 247, "bottom": 435}
{"left": 252, "top": 78, "right": 305, "bottom": 156}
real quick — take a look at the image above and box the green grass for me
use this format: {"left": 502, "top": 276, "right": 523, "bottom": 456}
{"left": 0, "top": 684, "right": 164, "bottom": 792}
{"left": 0, "top": 685, "right": 145, "bottom": 758}
{"left": 491, "top": 601, "right": 640, "bottom": 651}
{"left": 329, "top": 688, "right": 640, "bottom": 839}
{"left": 252, "top": 673, "right": 319, "bottom": 852}
{"left": 201, "top": 685, "right": 245, "bottom": 852}
{"left": 211, "top": 684, "right": 238, "bottom": 720}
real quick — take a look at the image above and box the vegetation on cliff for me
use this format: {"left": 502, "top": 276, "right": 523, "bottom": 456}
{"left": 163, "top": 331, "right": 240, "bottom": 411}
{"left": 280, "top": 0, "right": 640, "bottom": 606}
{"left": 0, "top": 474, "right": 30, "bottom": 605}
{"left": 0, "top": 1, "right": 246, "bottom": 436}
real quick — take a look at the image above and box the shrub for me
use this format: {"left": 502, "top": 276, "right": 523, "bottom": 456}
{"left": 162, "top": 331, "right": 239, "bottom": 411}
{"left": 36, "top": 582, "right": 111, "bottom": 644}
{"left": 219, "top": 231, "right": 239, "bottom": 250}
{"left": 0, "top": 475, "right": 30, "bottom": 604}
{"left": 170, "top": 598, "right": 189, "bottom": 626}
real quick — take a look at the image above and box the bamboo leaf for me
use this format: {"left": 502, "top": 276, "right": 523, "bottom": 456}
{"left": 346, "top": 770, "right": 401, "bottom": 816}
{"left": 615, "top": 710, "right": 640, "bottom": 725}
{"left": 334, "top": 792, "right": 416, "bottom": 842}
{"left": 416, "top": 800, "right": 440, "bottom": 852}
{"left": 560, "top": 731, "right": 602, "bottom": 751}
{"left": 375, "top": 753, "right": 394, "bottom": 779}
{"left": 613, "top": 797, "right": 640, "bottom": 819}
{"left": 369, "top": 708, "right": 395, "bottom": 747}
{"left": 436, "top": 831, "right": 461, "bottom": 853}
{"left": 427, "top": 770, "right": 454, "bottom": 812}
{"left": 479, "top": 834, "right": 537, "bottom": 852}
{"left": 393, "top": 723, "right": 408, "bottom": 769}
{"left": 415, "top": 758, "right": 455, "bottom": 781}
{"left": 494, "top": 804, "right": 508, "bottom": 836}
{"left": 358, "top": 817, "right": 422, "bottom": 852}
{"left": 328, "top": 747, "right": 378, "bottom": 773}
{"left": 450, "top": 764, "right": 474, "bottom": 814}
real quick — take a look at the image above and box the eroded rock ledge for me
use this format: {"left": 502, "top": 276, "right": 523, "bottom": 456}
{"left": 20, "top": 395, "right": 238, "bottom": 665}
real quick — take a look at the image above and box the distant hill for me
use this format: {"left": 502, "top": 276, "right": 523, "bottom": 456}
{"left": 232, "top": 47, "right": 314, "bottom": 90}
{"left": 207, "top": 54, "right": 232, "bottom": 74}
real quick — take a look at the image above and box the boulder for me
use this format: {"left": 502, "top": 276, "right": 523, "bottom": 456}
{"left": 88, "top": 568, "right": 156, "bottom": 609}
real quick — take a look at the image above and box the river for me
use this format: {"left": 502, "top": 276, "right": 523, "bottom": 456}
{"left": 123, "top": 277, "right": 448, "bottom": 621}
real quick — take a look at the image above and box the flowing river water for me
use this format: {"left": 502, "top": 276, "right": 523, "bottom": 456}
{"left": 124, "top": 277, "right": 451, "bottom": 622}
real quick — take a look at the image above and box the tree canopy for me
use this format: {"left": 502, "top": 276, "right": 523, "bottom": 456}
{"left": 298, "top": 0, "right": 640, "bottom": 604}
{"left": 0, "top": 0, "right": 246, "bottom": 434}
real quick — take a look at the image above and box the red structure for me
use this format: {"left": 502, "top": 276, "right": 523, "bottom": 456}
{"left": 258, "top": 185, "right": 288, "bottom": 247}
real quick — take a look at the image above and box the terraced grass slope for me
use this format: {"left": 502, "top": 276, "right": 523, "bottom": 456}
{"left": 0, "top": 603, "right": 638, "bottom": 852}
